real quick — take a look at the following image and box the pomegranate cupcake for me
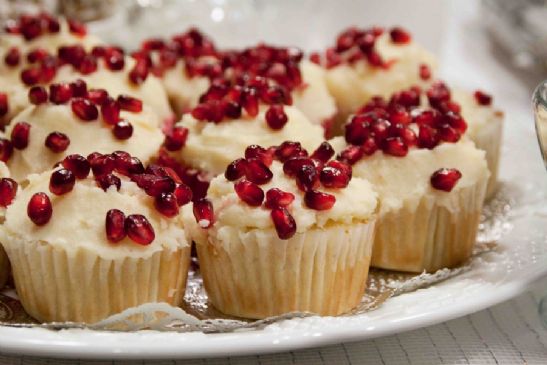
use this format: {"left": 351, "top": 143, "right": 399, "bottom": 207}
{"left": 165, "top": 76, "right": 325, "bottom": 178}
{"left": 185, "top": 141, "right": 378, "bottom": 319}
{"left": 0, "top": 155, "right": 193, "bottom": 323}
{"left": 334, "top": 82, "right": 489, "bottom": 272}
{"left": 314, "top": 26, "right": 436, "bottom": 130}
{"left": 452, "top": 89, "right": 503, "bottom": 199}
{"left": 0, "top": 162, "right": 15, "bottom": 289}
{"left": 4, "top": 81, "right": 163, "bottom": 181}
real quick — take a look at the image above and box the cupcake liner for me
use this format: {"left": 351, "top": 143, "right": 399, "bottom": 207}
{"left": 0, "top": 245, "right": 9, "bottom": 289}
{"left": 372, "top": 179, "right": 487, "bottom": 273}
{"left": 471, "top": 114, "right": 503, "bottom": 200}
{"left": 195, "top": 221, "right": 376, "bottom": 319}
{"left": 3, "top": 240, "right": 190, "bottom": 324}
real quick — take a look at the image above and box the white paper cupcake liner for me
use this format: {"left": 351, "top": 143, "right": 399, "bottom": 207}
{"left": 372, "top": 179, "right": 487, "bottom": 273}
{"left": 3, "top": 240, "right": 190, "bottom": 324}
{"left": 195, "top": 221, "right": 376, "bottom": 319}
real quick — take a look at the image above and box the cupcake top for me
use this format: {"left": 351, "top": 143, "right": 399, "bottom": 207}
{"left": 167, "top": 76, "right": 325, "bottom": 176}
{"left": 451, "top": 88, "right": 503, "bottom": 139}
{"left": 189, "top": 141, "right": 377, "bottom": 240}
{"left": 0, "top": 154, "right": 192, "bottom": 260}
{"left": 3, "top": 81, "right": 163, "bottom": 181}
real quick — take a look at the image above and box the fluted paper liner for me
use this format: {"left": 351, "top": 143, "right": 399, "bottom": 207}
{"left": 372, "top": 179, "right": 487, "bottom": 273}
{"left": 0, "top": 246, "right": 8, "bottom": 289}
{"left": 472, "top": 112, "right": 503, "bottom": 200}
{"left": 195, "top": 222, "right": 375, "bottom": 319}
{"left": 3, "top": 240, "right": 190, "bottom": 324}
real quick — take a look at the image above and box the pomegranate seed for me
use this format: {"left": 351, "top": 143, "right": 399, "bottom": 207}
{"left": 147, "top": 165, "right": 182, "bottom": 184}
{"left": 87, "top": 89, "right": 108, "bottom": 105}
{"left": 20, "top": 18, "right": 42, "bottom": 40}
{"left": 62, "top": 154, "right": 90, "bottom": 179}
{"left": 58, "top": 45, "right": 85, "bottom": 66}
{"left": 265, "top": 188, "right": 295, "bottom": 209}
{"left": 105, "top": 209, "right": 126, "bottom": 243}
{"left": 4, "top": 47, "right": 20, "bottom": 66}
{"left": 67, "top": 80, "right": 86, "bottom": 99}
{"left": 443, "top": 111, "right": 467, "bottom": 133}
{"left": 417, "top": 124, "right": 440, "bottom": 149}
{"left": 174, "top": 184, "right": 193, "bottom": 206}
{"left": 154, "top": 192, "right": 179, "bottom": 217}
{"left": 361, "top": 137, "right": 378, "bottom": 155}
{"left": 46, "top": 17, "right": 60, "bottom": 33}
{"left": 96, "top": 173, "right": 121, "bottom": 192}
{"left": 244, "top": 158, "right": 273, "bottom": 185}
{"left": 112, "top": 120, "right": 133, "bottom": 140}
{"left": 140, "top": 175, "right": 176, "bottom": 197}
{"left": 439, "top": 124, "right": 461, "bottom": 143}
{"left": 28, "top": 86, "right": 48, "bottom": 105}
{"left": 282, "top": 157, "right": 314, "bottom": 177}
{"left": 89, "top": 153, "right": 115, "bottom": 176}
{"left": 0, "top": 178, "right": 18, "bottom": 207}
{"left": 0, "top": 93, "right": 7, "bottom": 117}
{"left": 71, "top": 98, "right": 98, "bottom": 121}
{"left": 234, "top": 180, "right": 264, "bottom": 206}
{"left": 370, "top": 119, "right": 391, "bottom": 143}
{"left": 100, "top": 97, "right": 120, "bottom": 125}
{"left": 430, "top": 168, "right": 462, "bottom": 192}
{"left": 164, "top": 126, "right": 188, "bottom": 151}
{"left": 49, "top": 83, "right": 72, "bottom": 104}
{"left": 419, "top": 64, "right": 431, "bottom": 80}
{"left": 242, "top": 91, "right": 259, "bottom": 117}
{"left": 296, "top": 164, "right": 320, "bottom": 191}
{"left": 49, "top": 168, "right": 75, "bottom": 195}
{"left": 390, "top": 27, "right": 411, "bottom": 44}
{"left": 326, "top": 160, "right": 352, "bottom": 178}
{"left": 112, "top": 151, "right": 142, "bottom": 175}
{"left": 245, "top": 145, "right": 273, "bottom": 166}
{"left": 414, "top": 109, "right": 441, "bottom": 126}
{"left": 0, "top": 138, "right": 13, "bottom": 162}
{"left": 45, "top": 132, "right": 70, "bottom": 153}
{"left": 11, "top": 122, "right": 31, "bottom": 150}
{"left": 265, "top": 105, "right": 288, "bottom": 130}
{"left": 223, "top": 100, "right": 242, "bottom": 119}
{"left": 225, "top": 158, "right": 247, "bottom": 181}
{"left": 311, "top": 142, "right": 335, "bottom": 162}
{"left": 398, "top": 126, "right": 417, "bottom": 146}
{"left": 366, "top": 50, "right": 385, "bottom": 67}
{"left": 474, "top": 90, "right": 492, "bottom": 106}
{"left": 21, "top": 68, "right": 41, "bottom": 86}
{"left": 345, "top": 116, "right": 372, "bottom": 145}
{"left": 275, "top": 141, "right": 307, "bottom": 162}
{"left": 337, "top": 145, "right": 363, "bottom": 165}
{"left": 117, "top": 95, "right": 142, "bottom": 113}
{"left": 427, "top": 81, "right": 451, "bottom": 108}
{"left": 26, "top": 48, "right": 48, "bottom": 64}
{"left": 193, "top": 198, "right": 214, "bottom": 228}
{"left": 382, "top": 137, "right": 408, "bottom": 157}
{"left": 104, "top": 48, "right": 125, "bottom": 71}
{"left": 320, "top": 164, "right": 351, "bottom": 188}
{"left": 304, "top": 190, "right": 336, "bottom": 210}
{"left": 125, "top": 214, "right": 155, "bottom": 245}
{"left": 27, "top": 192, "right": 52, "bottom": 226}
{"left": 78, "top": 55, "right": 97, "bottom": 75}
{"left": 271, "top": 206, "right": 297, "bottom": 239}
{"left": 129, "top": 58, "right": 149, "bottom": 85}
{"left": 67, "top": 19, "right": 87, "bottom": 36}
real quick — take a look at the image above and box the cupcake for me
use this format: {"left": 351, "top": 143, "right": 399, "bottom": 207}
{"left": 333, "top": 82, "right": 489, "bottom": 273}
{"left": 185, "top": 141, "right": 377, "bottom": 318}
{"left": 314, "top": 26, "right": 436, "bottom": 131}
{"left": 0, "top": 154, "right": 193, "bottom": 323}
{"left": 4, "top": 80, "right": 163, "bottom": 182}
{"left": 451, "top": 89, "right": 503, "bottom": 199}
{"left": 0, "top": 162, "right": 15, "bottom": 289}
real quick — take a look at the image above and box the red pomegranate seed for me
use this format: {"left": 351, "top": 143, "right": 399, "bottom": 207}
{"left": 390, "top": 27, "right": 411, "bottom": 44}
{"left": 430, "top": 168, "right": 462, "bottom": 192}
{"left": 89, "top": 153, "right": 115, "bottom": 176}
{"left": 21, "top": 67, "right": 41, "bottom": 86}
{"left": 45, "top": 132, "right": 70, "bottom": 152}
{"left": 270, "top": 207, "right": 296, "bottom": 239}
{"left": 112, "top": 120, "right": 133, "bottom": 140}
{"left": 222, "top": 100, "right": 242, "bottom": 119}
{"left": 337, "top": 145, "right": 363, "bottom": 165}
{"left": 398, "top": 126, "right": 417, "bottom": 146}
{"left": 419, "top": 64, "right": 431, "bottom": 80}
{"left": 46, "top": 17, "right": 60, "bottom": 33}
{"left": 427, "top": 81, "right": 451, "bottom": 108}
{"left": 129, "top": 58, "right": 149, "bottom": 85}
{"left": 296, "top": 164, "right": 320, "bottom": 191}
{"left": 242, "top": 91, "right": 259, "bottom": 117}
{"left": 146, "top": 165, "right": 182, "bottom": 184}
{"left": 67, "top": 19, "right": 87, "bottom": 36}
{"left": 27, "top": 192, "right": 52, "bottom": 226}
{"left": 244, "top": 158, "right": 273, "bottom": 185}
{"left": 0, "top": 138, "right": 13, "bottom": 162}
{"left": 4, "top": 47, "right": 20, "bottom": 66}
{"left": 62, "top": 154, "right": 90, "bottom": 179}
{"left": 370, "top": 119, "right": 391, "bottom": 143}
{"left": 71, "top": 98, "right": 98, "bottom": 121}
{"left": 104, "top": 48, "right": 125, "bottom": 71}
{"left": 49, "top": 168, "right": 75, "bottom": 195}
{"left": 0, "top": 93, "right": 7, "bottom": 117}
{"left": 326, "top": 160, "right": 352, "bottom": 178}
{"left": 234, "top": 180, "right": 264, "bottom": 206}
{"left": 304, "top": 190, "right": 336, "bottom": 210}
{"left": 58, "top": 45, "right": 85, "bottom": 67}
{"left": 193, "top": 198, "right": 214, "bottom": 228}
{"left": 87, "top": 89, "right": 108, "bottom": 105}
{"left": 474, "top": 90, "right": 492, "bottom": 106}
{"left": 11, "top": 122, "right": 31, "bottom": 150}
{"left": 112, "top": 151, "right": 142, "bottom": 175}
{"left": 417, "top": 124, "right": 440, "bottom": 149}
{"left": 366, "top": 51, "right": 385, "bottom": 67}
{"left": 79, "top": 54, "right": 97, "bottom": 75}
{"left": 413, "top": 109, "right": 441, "bottom": 126}
{"left": 28, "top": 86, "right": 48, "bottom": 105}
{"left": 225, "top": 158, "right": 247, "bottom": 181}
{"left": 174, "top": 184, "right": 193, "bottom": 206}
{"left": 125, "top": 214, "right": 155, "bottom": 245}
{"left": 345, "top": 115, "right": 372, "bottom": 145}
{"left": 443, "top": 111, "right": 467, "bottom": 133}
{"left": 49, "top": 83, "right": 72, "bottom": 104}
{"left": 283, "top": 157, "right": 314, "bottom": 177}
{"left": 275, "top": 141, "right": 307, "bottom": 162}
{"left": 164, "top": 126, "right": 188, "bottom": 151}
{"left": 311, "top": 142, "right": 335, "bottom": 163}
{"left": 96, "top": 173, "right": 121, "bottom": 192}
{"left": 0, "top": 178, "right": 18, "bottom": 207}
{"left": 265, "top": 105, "right": 288, "bottom": 130}
{"left": 439, "top": 124, "right": 461, "bottom": 143}
{"left": 141, "top": 175, "right": 176, "bottom": 197}
{"left": 117, "top": 95, "right": 142, "bottom": 113}
{"left": 105, "top": 209, "right": 126, "bottom": 243}
{"left": 361, "top": 137, "right": 378, "bottom": 155}
{"left": 38, "top": 58, "right": 57, "bottom": 83}
{"left": 68, "top": 79, "right": 87, "bottom": 98}
{"left": 245, "top": 145, "right": 273, "bottom": 166}
{"left": 389, "top": 107, "right": 411, "bottom": 125}
{"left": 20, "top": 18, "right": 42, "bottom": 40}
{"left": 100, "top": 97, "right": 120, "bottom": 125}
{"left": 382, "top": 137, "right": 408, "bottom": 157}
{"left": 320, "top": 164, "right": 350, "bottom": 188}
{"left": 265, "top": 188, "right": 295, "bottom": 209}
{"left": 155, "top": 192, "right": 179, "bottom": 217}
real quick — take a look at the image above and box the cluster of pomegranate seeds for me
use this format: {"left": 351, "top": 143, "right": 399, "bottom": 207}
{"left": 430, "top": 168, "right": 462, "bottom": 192}
{"left": 342, "top": 81, "right": 468, "bottom": 163}
{"left": 0, "top": 178, "right": 18, "bottom": 207}
{"left": 4, "top": 13, "right": 75, "bottom": 41}
{"left": 105, "top": 209, "right": 155, "bottom": 245}
{"left": 0, "top": 93, "right": 8, "bottom": 117}
{"left": 474, "top": 90, "right": 493, "bottom": 106}
{"left": 27, "top": 192, "right": 52, "bottom": 226}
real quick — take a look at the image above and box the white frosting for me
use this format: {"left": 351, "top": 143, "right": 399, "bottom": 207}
{"left": 0, "top": 170, "right": 188, "bottom": 260}
{"left": 202, "top": 161, "right": 376, "bottom": 238}
{"left": 174, "top": 105, "right": 325, "bottom": 176}
{"left": 451, "top": 89, "right": 504, "bottom": 141}
{"left": 325, "top": 33, "right": 437, "bottom": 117}
{"left": 292, "top": 60, "right": 337, "bottom": 126}
{"left": 6, "top": 104, "right": 163, "bottom": 181}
